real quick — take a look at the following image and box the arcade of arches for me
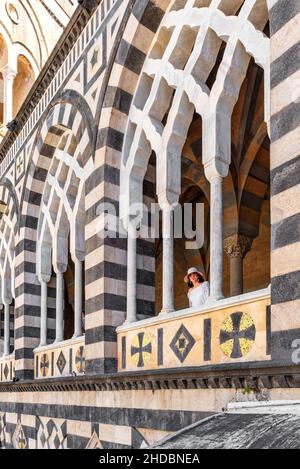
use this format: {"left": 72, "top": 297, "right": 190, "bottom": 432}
{"left": 0, "top": 0, "right": 77, "bottom": 142}
{"left": 0, "top": 0, "right": 298, "bottom": 450}
{"left": 120, "top": 0, "right": 271, "bottom": 320}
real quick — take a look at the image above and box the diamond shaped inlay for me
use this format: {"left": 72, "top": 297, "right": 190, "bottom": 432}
{"left": 3, "top": 364, "right": 9, "bottom": 380}
{"left": 56, "top": 351, "right": 66, "bottom": 375}
{"left": 169, "top": 324, "right": 195, "bottom": 363}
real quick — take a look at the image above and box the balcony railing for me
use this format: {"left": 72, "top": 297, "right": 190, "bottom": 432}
{"left": 117, "top": 287, "right": 271, "bottom": 373}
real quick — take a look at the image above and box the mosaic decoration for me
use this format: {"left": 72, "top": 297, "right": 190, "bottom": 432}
{"left": 169, "top": 324, "right": 195, "bottom": 363}
{"left": 40, "top": 353, "right": 49, "bottom": 377}
{"left": 56, "top": 351, "right": 67, "bottom": 375}
{"left": 75, "top": 346, "right": 85, "bottom": 374}
{"left": 12, "top": 421, "right": 27, "bottom": 449}
{"left": 131, "top": 332, "right": 152, "bottom": 368}
{"left": 118, "top": 297, "right": 270, "bottom": 372}
{"left": 219, "top": 312, "right": 256, "bottom": 359}
{"left": 35, "top": 339, "right": 85, "bottom": 379}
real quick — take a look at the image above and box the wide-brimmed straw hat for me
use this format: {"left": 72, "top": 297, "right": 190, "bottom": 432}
{"left": 184, "top": 267, "right": 205, "bottom": 283}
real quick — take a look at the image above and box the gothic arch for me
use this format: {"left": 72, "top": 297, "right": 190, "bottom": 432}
{"left": 17, "top": 99, "right": 94, "bottom": 346}
{"left": 21, "top": 96, "right": 94, "bottom": 222}
{"left": 120, "top": 0, "right": 270, "bottom": 221}
{"left": 114, "top": 0, "right": 271, "bottom": 315}
{"left": 0, "top": 180, "right": 19, "bottom": 298}
{"left": 97, "top": 0, "right": 168, "bottom": 160}
{"left": 0, "top": 180, "right": 19, "bottom": 356}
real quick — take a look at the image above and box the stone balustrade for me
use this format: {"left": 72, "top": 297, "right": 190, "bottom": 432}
{"left": 117, "top": 287, "right": 271, "bottom": 373}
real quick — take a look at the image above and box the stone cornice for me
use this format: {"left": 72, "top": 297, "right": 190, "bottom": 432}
{"left": 0, "top": 1, "right": 101, "bottom": 163}
{"left": 1, "top": 362, "right": 300, "bottom": 393}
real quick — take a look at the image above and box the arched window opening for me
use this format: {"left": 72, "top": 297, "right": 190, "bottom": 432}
{"left": 36, "top": 127, "right": 86, "bottom": 348}
{"left": 120, "top": 0, "right": 270, "bottom": 322}
{"left": 0, "top": 193, "right": 16, "bottom": 358}
{"left": 13, "top": 55, "right": 35, "bottom": 117}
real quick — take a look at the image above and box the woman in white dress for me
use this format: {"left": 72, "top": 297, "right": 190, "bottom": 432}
{"left": 184, "top": 267, "right": 210, "bottom": 307}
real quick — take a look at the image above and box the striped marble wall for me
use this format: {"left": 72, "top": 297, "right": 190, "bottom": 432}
{"left": 269, "top": 0, "right": 300, "bottom": 362}
{"left": 84, "top": 0, "right": 168, "bottom": 375}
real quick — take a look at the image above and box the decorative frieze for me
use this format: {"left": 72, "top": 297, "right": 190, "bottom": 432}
{"left": 118, "top": 288, "right": 271, "bottom": 373}
{"left": 34, "top": 337, "right": 85, "bottom": 379}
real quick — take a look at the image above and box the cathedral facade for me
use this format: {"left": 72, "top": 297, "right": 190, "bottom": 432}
{"left": 0, "top": 0, "right": 299, "bottom": 449}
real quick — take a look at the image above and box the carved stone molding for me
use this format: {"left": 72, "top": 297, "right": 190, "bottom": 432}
{"left": 1, "top": 363, "right": 300, "bottom": 393}
{"left": 78, "top": 0, "right": 98, "bottom": 13}
{"left": 223, "top": 234, "right": 253, "bottom": 259}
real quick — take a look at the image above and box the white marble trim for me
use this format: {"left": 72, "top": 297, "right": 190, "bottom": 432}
{"left": 34, "top": 335, "right": 84, "bottom": 353}
{"left": 117, "top": 286, "right": 271, "bottom": 332}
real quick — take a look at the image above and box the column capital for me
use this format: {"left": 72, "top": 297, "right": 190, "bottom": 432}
{"left": 2, "top": 277, "right": 12, "bottom": 305}
{"left": 53, "top": 267, "right": 67, "bottom": 276}
{"left": 223, "top": 234, "right": 253, "bottom": 259}
{"left": 38, "top": 274, "right": 51, "bottom": 284}
{"left": 1, "top": 65, "right": 17, "bottom": 81}
{"left": 204, "top": 164, "right": 228, "bottom": 182}
{"left": 70, "top": 251, "right": 85, "bottom": 263}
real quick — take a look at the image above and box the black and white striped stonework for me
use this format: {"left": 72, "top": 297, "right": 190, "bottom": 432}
{"left": 85, "top": 0, "right": 168, "bottom": 375}
{"left": 269, "top": 0, "right": 300, "bottom": 362}
{"left": 0, "top": 386, "right": 212, "bottom": 449}
{"left": 15, "top": 101, "right": 94, "bottom": 380}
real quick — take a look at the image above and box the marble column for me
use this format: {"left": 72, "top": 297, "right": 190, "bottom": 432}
{"left": 2, "top": 66, "right": 16, "bottom": 126}
{"left": 55, "top": 271, "right": 65, "bottom": 343}
{"left": 125, "top": 225, "right": 137, "bottom": 324}
{"left": 209, "top": 176, "right": 224, "bottom": 301}
{"left": 73, "top": 259, "right": 83, "bottom": 338}
{"left": 161, "top": 205, "right": 175, "bottom": 313}
{"left": 3, "top": 302, "right": 10, "bottom": 356}
{"left": 223, "top": 234, "right": 252, "bottom": 296}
